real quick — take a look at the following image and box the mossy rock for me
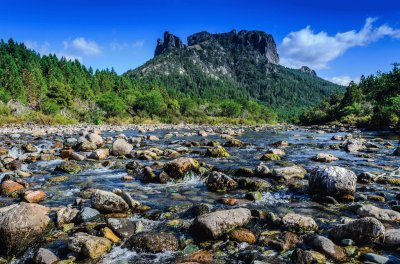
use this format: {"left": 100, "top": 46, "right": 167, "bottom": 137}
{"left": 205, "top": 146, "right": 230, "bottom": 158}
{"left": 260, "top": 153, "right": 281, "bottom": 161}
{"left": 55, "top": 161, "right": 82, "bottom": 174}
{"left": 48, "top": 176, "right": 69, "bottom": 182}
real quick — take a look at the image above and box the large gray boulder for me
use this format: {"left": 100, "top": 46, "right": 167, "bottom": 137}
{"left": 112, "top": 138, "right": 133, "bottom": 156}
{"left": 329, "top": 217, "right": 385, "bottom": 244}
{"left": 357, "top": 205, "right": 400, "bottom": 222}
{"left": 271, "top": 165, "right": 306, "bottom": 181}
{"left": 68, "top": 232, "right": 111, "bottom": 259}
{"left": 163, "top": 157, "right": 199, "bottom": 178}
{"left": 0, "top": 203, "right": 50, "bottom": 256}
{"left": 382, "top": 229, "right": 400, "bottom": 247}
{"left": 7, "top": 99, "right": 28, "bottom": 115}
{"left": 126, "top": 232, "right": 179, "bottom": 253}
{"left": 206, "top": 171, "right": 238, "bottom": 192}
{"left": 282, "top": 213, "right": 318, "bottom": 233}
{"left": 309, "top": 166, "right": 357, "bottom": 199}
{"left": 191, "top": 208, "right": 252, "bottom": 239}
{"left": 91, "top": 190, "right": 129, "bottom": 213}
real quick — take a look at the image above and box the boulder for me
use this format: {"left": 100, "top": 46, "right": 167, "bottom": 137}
{"left": 205, "top": 145, "right": 230, "bottom": 158}
{"left": 77, "top": 207, "right": 101, "bottom": 222}
{"left": 86, "top": 133, "right": 103, "bottom": 146}
{"left": 55, "top": 161, "right": 82, "bottom": 174}
{"left": 329, "top": 217, "right": 385, "bottom": 243}
{"left": 112, "top": 138, "right": 133, "bottom": 156}
{"left": 107, "top": 218, "right": 143, "bottom": 238}
{"left": 357, "top": 204, "right": 400, "bottom": 222}
{"left": 282, "top": 213, "right": 318, "bottom": 233}
{"left": 311, "top": 235, "right": 346, "bottom": 261}
{"left": 308, "top": 166, "right": 357, "bottom": 200}
{"left": 191, "top": 208, "right": 252, "bottom": 239}
{"left": 91, "top": 189, "right": 129, "bottom": 213}
{"left": 224, "top": 139, "right": 245, "bottom": 147}
{"left": 22, "top": 143, "right": 38, "bottom": 153}
{"left": 23, "top": 190, "right": 46, "bottom": 203}
{"left": 34, "top": 248, "right": 59, "bottom": 264}
{"left": 68, "top": 232, "right": 112, "bottom": 259}
{"left": 291, "top": 248, "right": 327, "bottom": 264}
{"left": 57, "top": 206, "right": 79, "bottom": 226}
{"left": 163, "top": 157, "right": 199, "bottom": 178}
{"left": 0, "top": 203, "right": 50, "bottom": 256}
{"left": 7, "top": 99, "right": 28, "bottom": 115}
{"left": 206, "top": 171, "right": 238, "bottom": 192}
{"left": 126, "top": 232, "right": 179, "bottom": 253}
{"left": 237, "top": 177, "right": 271, "bottom": 191}
{"left": 89, "top": 148, "right": 110, "bottom": 160}
{"left": 271, "top": 165, "right": 306, "bottom": 181}
{"left": 344, "top": 139, "right": 364, "bottom": 152}
{"left": 312, "top": 153, "right": 338, "bottom": 162}
{"left": 1, "top": 180, "right": 24, "bottom": 195}
{"left": 260, "top": 153, "right": 281, "bottom": 161}
{"left": 229, "top": 228, "right": 256, "bottom": 244}
{"left": 382, "top": 229, "right": 400, "bottom": 247}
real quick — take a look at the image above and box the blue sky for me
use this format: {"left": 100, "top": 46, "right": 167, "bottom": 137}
{"left": 1, "top": 0, "right": 399, "bottom": 85}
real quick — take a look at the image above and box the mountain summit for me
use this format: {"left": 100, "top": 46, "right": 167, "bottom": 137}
{"left": 127, "top": 30, "right": 342, "bottom": 117}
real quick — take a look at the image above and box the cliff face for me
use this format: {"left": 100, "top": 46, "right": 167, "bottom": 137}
{"left": 127, "top": 30, "right": 341, "bottom": 116}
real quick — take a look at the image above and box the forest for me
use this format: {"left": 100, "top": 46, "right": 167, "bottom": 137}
{"left": 0, "top": 39, "right": 277, "bottom": 125}
{"left": 300, "top": 64, "right": 400, "bottom": 128}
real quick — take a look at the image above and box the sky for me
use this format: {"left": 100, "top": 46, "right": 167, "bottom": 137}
{"left": 0, "top": 0, "right": 399, "bottom": 85}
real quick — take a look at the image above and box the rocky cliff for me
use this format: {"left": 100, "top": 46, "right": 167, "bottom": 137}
{"left": 127, "top": 30, "right": 341, "bottom": 117}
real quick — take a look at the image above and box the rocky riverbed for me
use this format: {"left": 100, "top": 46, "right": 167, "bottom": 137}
{"left": 0, "top": 123, "right": 399, "bottom": 264}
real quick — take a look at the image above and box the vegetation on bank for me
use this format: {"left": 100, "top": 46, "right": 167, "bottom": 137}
{"left": 299, "top": 64, "right": 400, "bottom": 128}
{"left": 0, "top": 39, "right": 277, "bottom": 125}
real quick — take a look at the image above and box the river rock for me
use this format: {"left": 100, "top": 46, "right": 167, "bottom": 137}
{"left": 0, "top": 202, "right": 50, "bottom": 256}
{"left": 308, "top": 166, "right": 357, "bottom": 200}
{"left": 70, "top": 151, "right": 85, "bottom": 161}
{"left": 91, "top": 189, "right": 129, "bottom": 213}
{"left": 88, "top": 148, "right": 109, "bottom": 160}
{"left": 344, "top": 138, "right": 365, "bottom": 152}
{"left": 78, "top": 207, "right": 101, "bottom": 222}
{"left": 311, "top": 235, "right": 346, "bottom": 261}
{"left": 55, "top": 161, "right": 82, "bottom": 174}
{"left": 282, "top": 213, "right": 318, "bottom": 233}
{"left": 357, "top": 204, "right": 400, "bottom": 222}
{"left": 291, "top": 248, "right": 327, "bottom": 264}
{"left": 205, "top": 145, "right": 230, "bottom": 158}
{"left": 191, "top": 208, "right": 252, "bottom": 239}
{"left": 107, "top": 218, "right": 143, "bottom": 238}
{"left": 206, "top": 171, "right": 238, "bottom": 192}
{"left": 1, "top": 180, "right": 24, "bottom": 195}
{"left": 382, "top": 229, "right": 400, "bottom": 247}
{"left": 22, "top": 143, "right": 37, "bottom": 153}
{"left": 329, "top": 217, "right": 385, "bottom": 243}
{"left": 163, "top": 157, "right": 199, "bottom": 178}
{"left": 34, "top": 248, "right": 59, "bottom": 264}
{"left": 23, "top": 190, "right": 46, "bottom": 203}
{"left": 57, "top": 206, "right": 79, "bottom": 226}
{"left": 68, "top": 232, "right": 112, "bottom": 259}
{"left": 112, "top": 138, "right": 133, "bottom": 156}
{"left": 127, "top": 232, "right": 179, "bottom": 253}
{"left": 229, "top": 228, "right": 256, "bottom": 244}
{"left": 86, "top": 132, "right": 103, "bottom": 146}
{"left": 312, "top": 153, "right": 338, "bottom": 162}
{"left": 271, "top": 165, "right": 306, "bottom": 181}
{"left": 237, "top": 177, "right": 271, "bottom": 191}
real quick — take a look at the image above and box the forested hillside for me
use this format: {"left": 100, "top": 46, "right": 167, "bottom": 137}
{"left": 0, "top": 39, "right": 277, "bottom": 125}
{"left": 128, "top": 30, "right": 343, "bottom": 119}
{"left": 300, "top": 64, "right": 400, "bottom": 128}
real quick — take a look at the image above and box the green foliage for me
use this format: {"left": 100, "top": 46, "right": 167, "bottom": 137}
{"left": 220, "top": 100, "right": 242, "bottom": 117}
{"left": 133, "top": 90, "right": 167, "bottom": 117}
{"left": 96, "top": 92, "right": 126, "bottom": 118}
{"left": 300, "top": 64, "right": 400, "bottom": 128}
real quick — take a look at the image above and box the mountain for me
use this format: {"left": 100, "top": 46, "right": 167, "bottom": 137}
{"left": 127, "top": 30, "right": 343, "bottom": 118}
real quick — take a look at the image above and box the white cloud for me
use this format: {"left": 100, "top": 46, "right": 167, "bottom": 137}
{"left": 63, "top": 37, "right": 101, "bottom": 56}
{"left": 56, "top": 52, "right": 83, "bottom": 62}
{"left": 132, "top": 40, "right": 144, "bottom": 48}
{"left": 280, "top": 18, "right": 400, "bottom": 70}
{"left": 24, "top": 41, "right": 50, "bottom": 54}
{"left": 328, "top": 76, "right": 360, "bottom": 86}
{"left": 110, "top": 40, "right": 145, "bottom": 50}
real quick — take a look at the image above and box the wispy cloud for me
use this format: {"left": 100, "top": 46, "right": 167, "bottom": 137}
{"left": 110, "top": 40, "right": 145, "bottom": 50}
{"left": 24, "top": 40, "right": 50, "bottom": 54}
{"left": 328, "top": 76, "right": 360, "bottom": 86}
{"left": 280, "top": 18, "right": 400, "bottom": 70}
{"left": 63, "top": 37, "right": 101, "bottom": 56}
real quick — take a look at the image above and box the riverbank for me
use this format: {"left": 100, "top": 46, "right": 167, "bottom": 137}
{"left": 0, "top": 124, "right": 399, "bottom": 263}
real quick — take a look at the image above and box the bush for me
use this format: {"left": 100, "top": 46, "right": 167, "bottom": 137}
{"left": 96, "top": 92, "right": 126, "bottom": 118}
{"left": 42, "top": 99, "right": 60, "bottom": 115}
{"left": 220, "top": 100, "right": 242, "bottom": 117}
{"left": 133, "top": 90, "right": 166, "bottom": 117}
